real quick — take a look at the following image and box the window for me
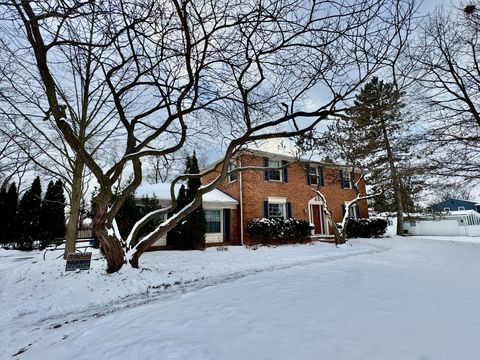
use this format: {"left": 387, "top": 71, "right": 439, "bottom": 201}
{"left": 340, "top": 170, "right": 352, "bottom": 189}
{"left": 458, "top": 206, "right": 465, "bottom": 211}
{"left": 205, "top": 210, "right": 221, "bottom": 233}
{"left": 308, "top": 166, "right": 323, "bottom": 186}
{"left": 228, "top": 161, "right": 237, "bottom": 182}
{"left": 268, "top": 160, "right": 282, "bottom": 181}
{"left": 264, "top": 158, "right": 288, "bottom": 182}
{"left": 348, "top": 205, "right": 359, "bottom": 219}
{"left": 268, "top": 203, "right": 285, "bottom": 219}
{"left": 443, "top": 207, "right": 450, "bottom": 212}
{"left": 342, "top": 204, "right": 359, "bottom": 219}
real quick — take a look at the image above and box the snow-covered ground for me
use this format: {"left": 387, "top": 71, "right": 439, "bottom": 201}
{"left": 1, "top": 236, "right": 480, "bottom": 359}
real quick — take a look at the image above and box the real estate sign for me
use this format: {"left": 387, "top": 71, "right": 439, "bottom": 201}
{"left": 65, "top": 252, "right": 92, "bottom": 271}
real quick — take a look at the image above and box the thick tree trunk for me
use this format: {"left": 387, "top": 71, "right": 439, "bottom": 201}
{"left": 92, "top": 193, "right": 125, "bottom": 273}
{"left": 64, "top": 159, "right": 84, "bottom": 259}
{"left": 380, "top": 118, "right": 404, "bottom": 236}
{"left": 394, "top": 188, "right": 404, "bottom": 236}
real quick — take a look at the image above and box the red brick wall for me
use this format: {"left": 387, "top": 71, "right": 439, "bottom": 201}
{"left": 202, "top": 153, "right": 369, "bottom": 244}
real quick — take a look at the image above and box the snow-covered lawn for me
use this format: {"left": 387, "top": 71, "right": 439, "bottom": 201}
{"left": 1, "top": 236, "right": 480, "bottom": 359}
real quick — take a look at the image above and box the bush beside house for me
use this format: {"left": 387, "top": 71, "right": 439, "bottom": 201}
{"left": 345, "top": 218, "right": 387, "bottom": 238}
{"left": 246, "top": 218, "right": 313, "bottom": 246}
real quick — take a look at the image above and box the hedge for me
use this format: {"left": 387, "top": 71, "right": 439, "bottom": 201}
{"left": 246, "top": 218, "right": 313, "bottom": 246}
{"left": 345, "top": 218, "right": 387, "bottom": 238}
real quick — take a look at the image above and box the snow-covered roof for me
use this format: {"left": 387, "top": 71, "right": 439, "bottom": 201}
{"left": 202, "top": 148, "right": 362, "bottom": 173}
{"left": 135, "top": 183, "right": 238, "bottom": 209}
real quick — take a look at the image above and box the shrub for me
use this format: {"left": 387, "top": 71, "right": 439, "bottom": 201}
{"left": 345, "top": 218, "right": 387, "bottom": 238}
{"left": 246, "top": 218, "right": 313, "bottom": 246}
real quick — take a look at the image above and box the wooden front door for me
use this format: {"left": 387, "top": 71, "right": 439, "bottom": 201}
{"left": 312, "top": 204, "right": 323, "bottom": 234}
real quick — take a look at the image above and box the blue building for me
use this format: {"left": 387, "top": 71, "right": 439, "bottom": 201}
{"left": 430, "top": 198, "right": 480, "bottom": 213}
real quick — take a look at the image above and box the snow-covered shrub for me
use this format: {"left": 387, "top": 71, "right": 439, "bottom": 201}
{"left": 246, "top": 218, "right": 313, "bottom": 246}
{"left": 345, "top": 218, "right": 387, "bottom": 238}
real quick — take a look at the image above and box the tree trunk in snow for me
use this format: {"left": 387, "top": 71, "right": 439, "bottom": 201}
{"left": 128, "top": 197, "right": 203, "bottom": 268}
{"left": 92, "top": 194, "right": 125, "bottom": 273}
{"left": 64, "top": 158, "right": 84, "bottom": 259}
{"left": 380, "top": 118, "right": 404, "bottom": 236}
{"left": 330, "top": 218, "right": 346, "bottom": 246}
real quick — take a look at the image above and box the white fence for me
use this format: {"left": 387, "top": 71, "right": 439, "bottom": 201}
{"left": 405, "top": 219, "right": 480, "bottom": 237}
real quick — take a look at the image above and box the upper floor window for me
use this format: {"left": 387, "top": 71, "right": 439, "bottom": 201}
{"left": 228, "top": 161, "right": 237, "bottom": 182}
{"left": 443, "top": 207, "right": 450, "bottom": 212}
{"left": 458, "top": 206, "right": 465, "bottom": 211}
{"left": 307, "top": 166, "right": 324, "bottom": 186}
{"left": 268, "top": 160, "right": 282, "bottom": 181}
{"left": 340, "top": 170, "right": 353, "bottom": 189}
{"left": 263, "top": 158, "right": 288, "bottom": 182}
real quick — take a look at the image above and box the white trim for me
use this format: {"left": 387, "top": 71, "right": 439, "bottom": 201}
{"left": 203, "top": 202, "right": 237, "bottom": 209}
{"left": 268, "top": 196, "right": 287, "bottom": 204}
{"left": 308, "top": 197, "right": 328, "bottom": 235}
{"left": 239, "top": 157, "right": 244, "bottom": 246}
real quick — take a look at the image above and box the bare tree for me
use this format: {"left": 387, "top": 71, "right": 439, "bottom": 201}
{"left": 411, "top": 2, "right": 480, "bottom": 180}
{"left": 0, "top": 0, "right": 416, "bottom": 272}
{"left": 0, "top": 4, "right": 120, "bottom": 258}
{"left": 430, "top": 181, "right": 475, "bottom": 204}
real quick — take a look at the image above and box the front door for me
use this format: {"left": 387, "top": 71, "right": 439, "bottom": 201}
{"left": 312, "top": 204, "right": 323, "bottom": 234}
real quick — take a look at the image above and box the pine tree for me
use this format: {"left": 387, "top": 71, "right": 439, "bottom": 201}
{"left": 39, "top": 180, "right": 55, "bottom": 246}
{"left": 137, "top": 195, "right": 161, "bottom": 240}
{"left": 4, "top": 183, "right": 18, "bottom": 245}
{"left": 17, "top": 177, "right": 42, "bottom": 250}
{"left": 115, "top": 192, "right": 140, "bottom": 240}
{"left": 167, "top": 152, "right": 206, "bottom": 250}
{"left": 346, "top": 77, "right": 419, "bottom": 234}
{"left": 296, "top": 77, "right": 423, "bottom": 234}
{"left": 182, "top": 152, "right": 206, "bottom": 250}
{"left": 39, "top": 180, "right": 66, "bottom": 248}
{"left": 166, "top": 184, "right": 188, "bottom": 247}
{"left": 0, "top": 186, "right": 7, "bottom": 246}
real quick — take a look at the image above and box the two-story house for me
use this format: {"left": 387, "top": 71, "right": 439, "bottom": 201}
{"left": 202, "top": 149, "right": 369, "bottom": 245}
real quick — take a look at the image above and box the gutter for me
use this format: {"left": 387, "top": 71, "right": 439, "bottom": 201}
{"left": 239, "top": 157, "right": 244, "bottom": 246}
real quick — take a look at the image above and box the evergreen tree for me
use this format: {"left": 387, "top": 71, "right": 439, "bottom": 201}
{"left": 39, "top": 180, "right": 66, "bottom": 249}
{"left": 0, "top": 186, "right": 7, "bottom": 246}
{"left": 167, "top": 152, "right": 206, "bottom": 250}
{"left": 136, "top": 195, "right": 162, "bottom": 240}
{"left": 166, "top": 184, "right": 188, "bottom": 247}
{"left": 296, "top": 77, "right": 423, "bottom": 233}
{"left": 4, "top": 183, "right": 18, "bottom": 245}
{"left": 114, "top": 192, "right": 140, "bottom": 240}
{"left": 346, "top": 77, "right": 415, "bottom": 234}
{"left": 17, "top": 177, "right": 42, "bottom": 250}
{"left": 182, "top": 152, "right": 206, "bottom": 250}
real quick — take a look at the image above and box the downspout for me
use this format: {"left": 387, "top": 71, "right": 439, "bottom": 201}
{"left": 239, "top": 157, "right": 244, "bottom": 246}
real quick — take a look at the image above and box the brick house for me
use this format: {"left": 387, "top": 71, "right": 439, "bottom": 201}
{"left": 202, "top": 149, "right": 369, "bottom": 245}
